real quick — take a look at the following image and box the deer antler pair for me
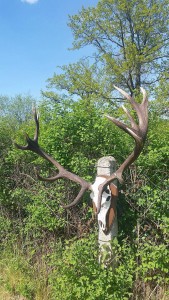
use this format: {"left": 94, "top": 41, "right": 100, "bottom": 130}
{"left": 15, "top": 87, "right": 148, "bottom": 213}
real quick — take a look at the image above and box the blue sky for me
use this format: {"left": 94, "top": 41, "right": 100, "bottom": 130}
{"left": 0, "top": 0, "right": 98, "bottom": 99}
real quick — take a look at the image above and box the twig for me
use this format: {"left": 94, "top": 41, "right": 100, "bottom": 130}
{"left": 148, "top": 284, "right": 159, "bottom": 300}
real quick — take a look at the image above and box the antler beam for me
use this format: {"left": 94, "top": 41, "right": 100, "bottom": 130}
{"left": 14, "top": 108, "right": 92, "bottom": 208}
{"left": 96, "top": 86, "right": 148, "bottom": 213}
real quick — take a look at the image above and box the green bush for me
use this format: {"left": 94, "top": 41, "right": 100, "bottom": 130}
{"left": 49, "top": 235, "right": 135, "bottom": 300}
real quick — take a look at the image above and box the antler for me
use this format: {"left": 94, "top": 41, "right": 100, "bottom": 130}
{"left": 97, "top": 86, "right": 148, "bottom": 213}
{"left": 14, "top": 87, "right": 148, "bottom": 213}
{"left": 14, "top": 108, "right": 92, "bottom": 208}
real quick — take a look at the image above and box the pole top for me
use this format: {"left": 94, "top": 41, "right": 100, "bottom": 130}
{"left": 96, "top": 156, "right": 116, "bottom": 176}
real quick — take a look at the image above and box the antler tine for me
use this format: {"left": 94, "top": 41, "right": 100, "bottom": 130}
{"left": 139, "top": 87, "right": 148, "bottom": 136}
{"left": 15, "top": 108, "right": 92, "bottom": 208}
{"left": 36, "top": 172, "right": 91, "bottom": 208}
{"left": 14, "top": 141, "right": 29, "bottom": 151}
{"left": 14, "top": 108, "right": 40, "bottom": 151}
{"left": 106, "top": 114, "right": 139, "bottom": 141}
{"left": 33, "top": 107, "right": 39, "bottom": 143}
{"left": 113, "top": 85, "right": 132, "bottom": 101}
{"left": 63, "top": 186, "right": 89, "bottom": 208}
{"left": 96, "top": 87, "right": 148, "bottom": 214}
{"left": 114, "top": 85, "right": 148, "bottom": 133}
{"left": 121, "top": 105, "right": 139, "bottom": 131}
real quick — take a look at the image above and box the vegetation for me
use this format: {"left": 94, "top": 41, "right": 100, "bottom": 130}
{"left": 0, "top": 0, "right": 169, "bottom": 299}
{"left": 44, "top": 0, "right": 169, "bottom": 100}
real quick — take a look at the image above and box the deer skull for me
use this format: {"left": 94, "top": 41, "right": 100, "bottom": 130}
{"left": 90, "top": 176, "right": 117, "bottom": 234}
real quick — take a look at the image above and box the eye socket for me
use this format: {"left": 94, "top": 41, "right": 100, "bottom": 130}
{"left": 106, "top": 196, "right": 111, "bottom": 202}
{"left": 104, "top": 188, "right": 110, "bottom": 194}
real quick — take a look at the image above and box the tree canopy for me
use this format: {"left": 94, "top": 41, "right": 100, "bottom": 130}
{"left": 44, "top": 0, "right": 169, "bottom": 103}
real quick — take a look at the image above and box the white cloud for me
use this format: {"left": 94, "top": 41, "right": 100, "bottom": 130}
{"left": 21, "top": 0, "right": 39, "bottom": 4}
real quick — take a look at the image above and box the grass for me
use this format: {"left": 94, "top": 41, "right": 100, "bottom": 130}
{"left": 0, "top": 244, "right": 168, "bottom": 300}
{"left": 0, "top": 248, "right": 51, "bottom": 300}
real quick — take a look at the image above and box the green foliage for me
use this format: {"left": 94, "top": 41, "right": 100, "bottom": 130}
{"left": 1, "top": 89, "right": 168, "bottom": 294}
{"left": 38, "top": 98, "right": 128, "bottom": 180}
{"left": 0, "top": 215, "right": 12, "bottom": 242}
{"left": 44, "top": 0, "right": 169, "bottom": 101}
{"left": 0, "top": 93, "right": 168, "bottom": 299}
{"left": 0, "top": 94, "right": 36, "bottom": 124}
{"left": 49, "top": 235, "right": 135, "bottom": 300}
{"left": 0, "top": 1, "right": 169, "bottom": 297}
{"left": 48, "top": 235, "right": 168, "bottom": 299}
{"left": 137, "top": 242, "right": 169, "bottom": 284}
{"left": 43, "top": 60, "right": 115, "bottom": 104}
{"left": 24, "top": 185, "right": 66, "bottom": 238}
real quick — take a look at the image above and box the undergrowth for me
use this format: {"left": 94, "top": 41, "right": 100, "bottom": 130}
{"left": 0, "top": 234, "right": 168, "bottom": 300}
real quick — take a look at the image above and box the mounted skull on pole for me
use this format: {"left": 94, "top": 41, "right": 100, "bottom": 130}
{"left": 15, "top": 86, "right": 148, "bottom": 259}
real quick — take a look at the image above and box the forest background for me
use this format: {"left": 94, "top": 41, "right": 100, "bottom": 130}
{"left": 0, "top": 0, "right": 169, "bottom": 299}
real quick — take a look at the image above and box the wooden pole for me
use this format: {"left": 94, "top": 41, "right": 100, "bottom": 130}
{"left": 96, "top": 156, "right": 118, "bottom": 267}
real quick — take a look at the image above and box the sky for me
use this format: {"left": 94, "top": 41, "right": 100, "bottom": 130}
{"left": 0, "top": 0, "right": 98, "bottom": 100}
